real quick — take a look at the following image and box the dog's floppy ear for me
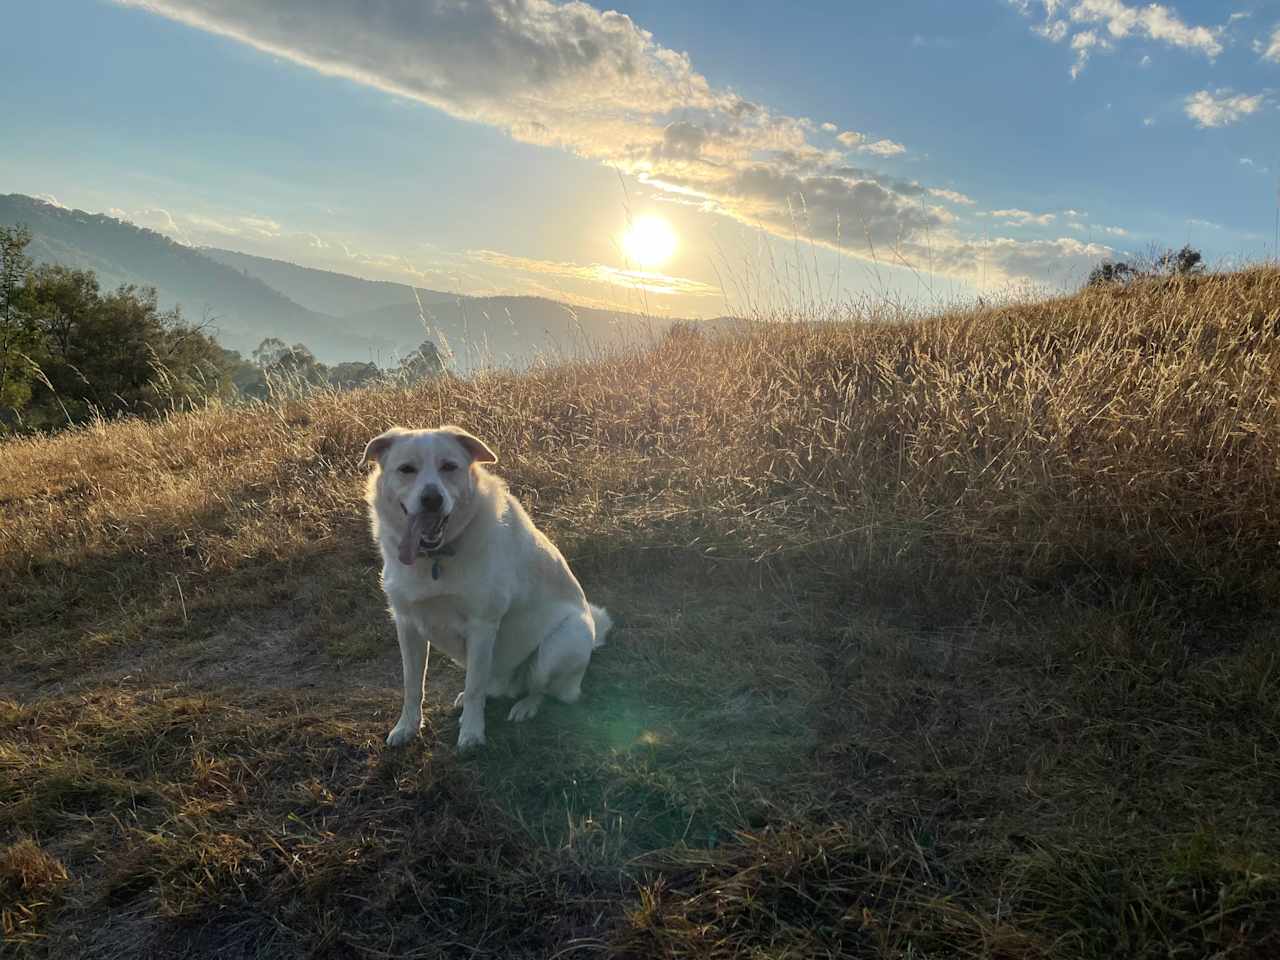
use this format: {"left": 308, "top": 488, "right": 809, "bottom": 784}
{"left": 441, "top": 425, "right": 497, "bottom": 464}
{"left": 361, "top": 427, "right": 407, "bottom": 466}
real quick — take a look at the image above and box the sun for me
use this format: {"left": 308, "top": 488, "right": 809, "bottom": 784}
{"left": 621, "top": 214, "right": 678, "bottom": 268}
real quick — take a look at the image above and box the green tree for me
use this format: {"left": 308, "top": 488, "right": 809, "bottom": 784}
{"left": 328, "top": 360, "right": 381, "bottom": 389}
{"left": 1088, "top": 245, "right": 1204, "bottom": 288}
{"left": 0, "top": 226, "right": 40, "bottom": 418}
{"left": 221, "top": 348, "right": 270, "bottom": 399}
{"left": 1087, "top": 260, "right": 1139, "bottom": 287}
{"left": 397, "top": 340, "right": 444, "bottom": 382}
{"left": 252, "top": 337, "right": 329, "bottom": 391}
{"left": 23, "top": 274, "right": 230, "bottom": 427}
{"left": 252, "top": 337, "right": 288, "bottom": 368}
{"left": 1156, "top": 245, "right": 1204, "bottom": 277}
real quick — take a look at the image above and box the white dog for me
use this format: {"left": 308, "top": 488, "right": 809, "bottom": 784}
{"left": 363, "top": 425, "right": 611, "bottom": 749}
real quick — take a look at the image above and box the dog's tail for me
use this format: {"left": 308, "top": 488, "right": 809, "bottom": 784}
{"left": 588, "top": 603, "right": 613, "bottom": 648}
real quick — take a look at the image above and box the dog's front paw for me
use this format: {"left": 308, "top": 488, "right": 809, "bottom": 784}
{"left": 456, "top": 727, "right": 486, "bottom": 751}
{"left": 386, "top": 719, "right": 421, "bottom": 747}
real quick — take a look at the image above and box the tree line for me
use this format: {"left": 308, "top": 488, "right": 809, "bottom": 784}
{"left": 0, "top": 225, "right": 443, "bottom": 434}
{"left": 1086, "top": 244, "right": 1204, "bottom": 287}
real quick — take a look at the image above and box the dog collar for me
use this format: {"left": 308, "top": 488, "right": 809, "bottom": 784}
{"left": 419, "top": 541, "right": 456, "bottom": 581}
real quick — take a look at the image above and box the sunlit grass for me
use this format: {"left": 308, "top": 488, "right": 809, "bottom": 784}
{"left": 2, "top": 267, "right": 1280, "bottom": 956}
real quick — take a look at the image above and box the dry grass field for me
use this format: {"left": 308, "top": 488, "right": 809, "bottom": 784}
{"left": 3, "top": 269, "right": 1280, "bottom": 958}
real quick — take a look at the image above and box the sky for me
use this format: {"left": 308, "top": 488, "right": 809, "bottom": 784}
{"left": 1, "top": 0, "right": 1278, "bottom": 318}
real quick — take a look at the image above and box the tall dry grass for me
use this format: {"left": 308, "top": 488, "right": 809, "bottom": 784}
{"left": 3, "top": 267, "right": 1280, "bottom": 958}
{"left": 5, "top": 267, "right": 1279, "bottom": 611}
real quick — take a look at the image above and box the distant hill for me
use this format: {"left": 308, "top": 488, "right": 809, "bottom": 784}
{"left": 0, "top": 194, "right": 379, "bottom": 363}
{"left": 341, "top": 296, "right": 675, "bottom": 368}
{"left": 202, "top": 247, "right": 438, "bottom": 317}
{"left": 201, "top": 248, "right": 681, "bottom": 368}
{"left": 1, "top": 193, "right": 689, "bottom": 369}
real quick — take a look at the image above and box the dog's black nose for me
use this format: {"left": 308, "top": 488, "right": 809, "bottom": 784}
{"left": 421, "top": 486, "right": 444, "bottom": 513}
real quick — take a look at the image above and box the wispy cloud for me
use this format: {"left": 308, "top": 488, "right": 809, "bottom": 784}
{"left": 1259, "top": 25, "right": 1280, "bottom": 62}
{"left": 929, "top": 188, "right": 976, "bottom": 206}
{"left": 987, "top": 208, "right": 1057, "bottom": 226}
{"left": 1012, "top": 0, "right": 1224, "bottom": 76}
{"left": 1070, "top": 30, "right": 1108, "bottom": 78}
{"left": 118, "top": 207, "right": 287, "bottom": 242}
{"left": 1067, "top": 220, "right": 1128, "bottom": 236}
{"left": 116, "top": 0, "right": 1105, "bottom": 287}
{"left": 113, "top": 206, "right": 193, "bottom": 243}
{"left": 1184, "top": 88, "right": 1265, "bottom": 127}
{"left": 109, "top": 202, "right": 476, "bottom": 288}
{"left": 836, "top": 130, "right": 908, "bottom": 156}
{"left": 470, "top": 249, "right": 721, "bottom": 298}
{"left": 239, "top": 215, "right": 282, "bottom": 238}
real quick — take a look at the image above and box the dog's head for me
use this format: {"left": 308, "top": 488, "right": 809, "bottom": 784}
{"left": 362, "top": 425, "right": 497, "bottom": 566}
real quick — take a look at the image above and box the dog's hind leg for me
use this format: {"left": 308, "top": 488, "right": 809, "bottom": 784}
{"left": 507, "top": 609, "right": 595, "bottom": 722}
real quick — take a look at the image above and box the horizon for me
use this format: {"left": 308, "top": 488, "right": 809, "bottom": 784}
{"left": 3, "top": 1, "right": 1279, "bottom": 320}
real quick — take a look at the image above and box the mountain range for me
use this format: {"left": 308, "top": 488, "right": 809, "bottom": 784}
{"left": 0, "top": 194, "right": 683, "bottom": 368}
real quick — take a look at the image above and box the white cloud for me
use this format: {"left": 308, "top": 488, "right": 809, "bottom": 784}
{"left": 1069, "top": 29, "right": 1108, "bottom": 78}
{"left": 837, "top": 130, "right": 906, "bottom": 156}
{"left": 1187, "top": 218, "right": 1222, "bottom": 229}
{"left": 1069, "top": 0, "right": 1223, "bottom": 56}
{"left": 861, "top": 138, "right": 906, "bottom": 157}
{"left": 990, "top": 208, "right": 1057, "bottom": 226}
{"left": 1036, "top": 20, "right": 1069, "bottom": 42}
{"left": 33, "top": 193, "right": 66, "bottom": 209}
{"left": 1184, "top": 88, "right": 1265, "bottom": 127}
{"left": 107, "top": 201, "right": 486, "bottom": 289}
{"left": 1143, "top": 116, "right": 1155, "bottom": 126}
{"left": 239, "top": 215, "right": 282, "bottom": 237}
{"left": 1012, "top": 0, "right": 1224, "bottom": 76}
{"left": 1140, "top": 53, "right": 1151, "bottom": 66}
{"left": 1262, "top": 26, "right": 1280, "bottom": 62}
{"left": 932, "top": 235, "right": 1115, "bottom": 287}
{"left": 115, "top": 0, "right": 1104, "bottom": 289}
{"left": 116, "top": 206, "right": 194, "bottom": 244}
{"left": 1064, "top": 219, "right": 1125, "bottom": 236}
{"left": 469, "top": 249, "right": 721, "bottom": 298}
{"left": 185, "top": 213, "right": 244, "bottom": 237}
{"left": 929, "top": 187, "right": 976, "bottom": 205}
{"left": 820, "top": 121, "right": 837, "bottom": 133}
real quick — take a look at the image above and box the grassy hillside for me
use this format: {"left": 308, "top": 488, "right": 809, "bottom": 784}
{"left": 3, "top": 269, "right": 1280, "bottom": 958}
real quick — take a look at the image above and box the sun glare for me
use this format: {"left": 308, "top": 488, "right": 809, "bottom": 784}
{"left": 621, "top": 215, "right": 678, "bottom": 268}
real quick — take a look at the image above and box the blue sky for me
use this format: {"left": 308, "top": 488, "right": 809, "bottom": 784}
{"left": 2, "top": 0, "right": 1278, "bottom": 317}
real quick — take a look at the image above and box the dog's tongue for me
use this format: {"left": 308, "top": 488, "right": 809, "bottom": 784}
{"left": 399, "top": 511, "right": 429, "bottom": 566}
